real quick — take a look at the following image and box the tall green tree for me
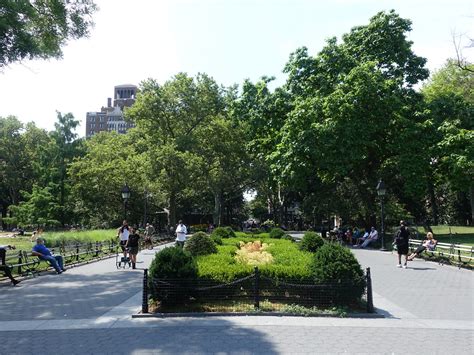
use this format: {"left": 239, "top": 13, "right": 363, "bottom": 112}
{"left": 0, "top": 0, "right": 97, "bottom": 68}
{"left": 126, "top": 73, "right": 227, "bottom": 226}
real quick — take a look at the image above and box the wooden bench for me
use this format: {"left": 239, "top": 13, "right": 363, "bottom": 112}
{"left": 408, "top": 239, "right": 473, "bottom": 268}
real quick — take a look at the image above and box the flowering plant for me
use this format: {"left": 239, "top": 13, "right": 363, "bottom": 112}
{"left": 234, "top": 240, "right": 273, "bottom": 266}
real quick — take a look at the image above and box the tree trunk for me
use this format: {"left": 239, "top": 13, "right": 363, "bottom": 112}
{"left": 169, "top": 190, "right": 177, "bottom": 228}
{"left": 213, "top": 189, "right": 222, "bottom": 226}
{"left": 470, "top": 184, "right": 474, "bottom": 225}
{"left": 427, "top": 180, "right": 439, "bottom": 225}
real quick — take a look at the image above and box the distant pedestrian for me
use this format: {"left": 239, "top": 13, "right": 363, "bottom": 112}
{"left": 175, "top": 220, "right": 187, "bottom": 248}
{"left": 117, "top": 220, "right": 130, "bottom": 260}
{"left": 144, "top": 223, "right": 155, "bottom": 250}
{"left": 126, "top": 227, "right": 140, "bottom": 269}
{"left": 360, "top": 227, "right": 378, "bottom": 248}
{"left": 394, "top": 220, "right": 410, "bottom": 268}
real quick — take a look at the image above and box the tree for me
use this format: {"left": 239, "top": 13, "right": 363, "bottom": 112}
{"left": 422, "top": 60, "right": 474, "bottom": 224}
{"left": 0, "top": 0, "right": 97, "bottom": 68}
{"left": 275, "top": 11, "right": 430, "bottom": 226}
{"left": 7, "top": 184, "right": 61, "bottom": 227}
{"left": 126, "top": 73, "right": 227, "bottom": 226}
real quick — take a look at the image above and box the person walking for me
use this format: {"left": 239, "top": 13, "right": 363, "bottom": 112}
{"left": 175, "top": 220, "right": 187, "bottom": 248}
{"left": 0, "top": 245, "right": 20, "bottom": 285}
{"left": 117, "top": 220, "right": 130, "bottom": 265}
{"left": 126, "top": 227, "right": 140, "bottom": 269}
{"left": 144, "top": 223, "right": 155, "bottom": 250}
{"left": 394, "top": 220, "right": 410, "bottom": 268}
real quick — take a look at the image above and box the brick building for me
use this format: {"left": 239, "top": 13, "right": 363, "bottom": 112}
{"left": 85, "top": 84, "right": 137, "bottom": 137}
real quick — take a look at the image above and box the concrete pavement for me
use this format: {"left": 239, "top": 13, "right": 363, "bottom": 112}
{"left": 0, "top": 242, "right": 472, "bottom": 354}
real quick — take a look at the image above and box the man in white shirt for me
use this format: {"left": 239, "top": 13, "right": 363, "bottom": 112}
{"left": 360, "top": 227, "right": 378, "bottom": 248}
{"left": 175, "top": 220, "right": 187, "bottom": 248}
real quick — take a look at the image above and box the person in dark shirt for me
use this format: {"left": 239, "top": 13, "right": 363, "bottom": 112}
{"left": 126, "top": 227, "right": 140, "bottom": 269}
{"left": 394, "top": 220, "right": 410, "bottom": 268}
{"left": 0, "top": 245, "right": 20, "bottom": 285}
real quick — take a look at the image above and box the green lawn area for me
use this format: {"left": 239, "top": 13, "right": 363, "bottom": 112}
{"left": 412, "top": 225, "right": 474, "bottom": 246}
{"left": 0, "top": 229, "right": 117, "bottom": 251}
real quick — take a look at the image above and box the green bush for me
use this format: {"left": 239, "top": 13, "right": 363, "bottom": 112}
{"left": 300, "top": 232, "right": 324, "bottom": 253}
{"left": 210, "top": 235, "right": 223, "bottom": 245}
{"left": 310, "top": 243, "right": 365, "bottom": 305}
{"left": 282, "top": 234, "right": 294, "bottom": 242}
{"left": 211, "top": 226, "right": 235, "bottom": 239}
{"left": 269, "top": 228, "right": 286, "bottom": 239}
{"left": 184, "top": 232, "right": 217, "bottom": 256}
{"left": 148, "top": 247, "right": 198, "bottom": 305}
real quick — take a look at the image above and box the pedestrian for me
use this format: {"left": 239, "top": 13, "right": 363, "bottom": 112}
{"left": 117, "top": 220, "right": 130, "bottom": 261}
{"left": 394, "top": 220, "right": 410, "bottom": 268}
{"left": 144, "top": 223, "right": 155, "bottom": 250}
{"left": 126, "top": 227, "right": 140, "bottom": 269}
{"left": 175, "top": 220, "right": 187, "bottom": 248}
{"left": 0, "top": 245, "right": 20, "bottom": 285}
{"left": 31, "top": 238, "right": 66, "bottom": 274}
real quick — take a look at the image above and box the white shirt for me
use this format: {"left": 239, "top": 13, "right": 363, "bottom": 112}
{"left": 175, "top": 224, "right": 187, "bottom": 242}
{"left": 119, "top": 227, "right": 130, "bottom": 241}
{"left": 369, "top": 229, "right": 378, "bottom": 240}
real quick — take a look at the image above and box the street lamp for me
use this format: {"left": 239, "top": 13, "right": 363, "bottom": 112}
{"left": 121, "top": 184, "right": 131, "bottom": 220}
{"left": 376, "top": 179, "right": 386, "bottom": 251}
{"left": 143, "top": 189, "right": 152, "bottom": 227}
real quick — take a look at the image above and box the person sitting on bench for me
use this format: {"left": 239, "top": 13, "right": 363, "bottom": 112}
{"left": 31, "top": 238, "right": 66, "bottom": 274}
{"left": 0, "top": 245, "right": 20, "bottom": 285}
{"left": 408, "top": 232, "right": 437, "bottom": 261}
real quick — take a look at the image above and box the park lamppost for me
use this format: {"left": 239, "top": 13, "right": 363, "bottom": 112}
{"left": 121, "top": 184, "right": 131, "bottom": 220}
{"left": 143, "top": 189, "right": 152, "bottom": 227}
{"left": 376, "top": 179, "right": 387, "bottom": 251}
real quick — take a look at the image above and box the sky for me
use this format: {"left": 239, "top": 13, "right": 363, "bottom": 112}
{"left": 0, "top": 0, "right": 472, "bottom": 136}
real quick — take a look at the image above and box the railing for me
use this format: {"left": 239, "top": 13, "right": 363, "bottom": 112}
{"left": 408, "top": 239, "right": 474, "bottom": 268}
{"left": 144, "top": 267, "right": 374, "bottom": 314}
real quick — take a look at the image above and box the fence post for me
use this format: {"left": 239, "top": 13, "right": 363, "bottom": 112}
{"left": 17, "top": 250, "right": 23, "bottom": 275}
{"left": 142, "top": 268, "right": 149, "bottom": 314}
{"left": 76, "top": 243, "right": 79, "bottom": 262}
{"left": 366, "top": 267, "right": 374, "bottom": 313}
{"left": 254, "top": 266, "right": 260, "bottom": 310}
{"left": 95, "top": 241, "right": 100, "bottom": 257}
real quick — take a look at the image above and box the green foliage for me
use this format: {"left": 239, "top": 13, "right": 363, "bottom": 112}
{"left": 196, "top": 237, "right": 313, "bottom": 282}
{"left": 184, "top": 231, "right": 218, "bottom": 256}
{"left": 210, "top": 235, "right": 223, "bottom": 245}
{"left": 1, "top": 0, "right": 97, "bottom": 68}
{"left": 211, "top": 226, "right": 235, "bottom": 239}
{"left": 269, "top": 228, "right": 286, "bottom": 239}
{"left": 281, "top": 234, "right": 294, "bottom": 242}
{"left": 310, "top": 243, "right": 365, "bottom": 303}
{"left": 300, "top": 232, "right": 324, "bottom": 253}
{"left": 148, "top": 247, "right": 198, "bottom": 305}
{"left": 149, "top": 247, "right": 198, "bottom": 280}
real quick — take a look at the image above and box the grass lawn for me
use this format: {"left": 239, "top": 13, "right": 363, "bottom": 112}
{"left": 412, "top": 225, "right": 474, "bottom": 246}
{"left": 0, "top": 229, "right": 117, "bottom": 251}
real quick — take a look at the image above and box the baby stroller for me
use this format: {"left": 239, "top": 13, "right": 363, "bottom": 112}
{"left": 116, "top": 247, "right": 132, "bottom": 269}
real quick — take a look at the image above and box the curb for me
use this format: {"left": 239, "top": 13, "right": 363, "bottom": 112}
{"left": 132, "top": 311, "right": 385, "bottom": 319}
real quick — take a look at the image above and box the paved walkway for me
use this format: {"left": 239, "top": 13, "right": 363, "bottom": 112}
{"left": 0, "top": 243, "right": 472, "bottom": 354}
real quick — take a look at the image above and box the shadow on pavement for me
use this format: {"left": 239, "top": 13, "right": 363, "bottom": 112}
{"left": 0, "top": 271, "right": 143, "bottom": 321}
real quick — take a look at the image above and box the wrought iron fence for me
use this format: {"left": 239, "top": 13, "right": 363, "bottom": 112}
{"left": 144, "top": 267, "right": 374, "bottom": 314}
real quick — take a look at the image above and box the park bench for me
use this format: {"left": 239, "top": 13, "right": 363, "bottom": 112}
{"left": 408, "top": 239, "right": 473, "bottom": 268}
{"left": 1, "top": 250, "right": 41, "bottom": 278}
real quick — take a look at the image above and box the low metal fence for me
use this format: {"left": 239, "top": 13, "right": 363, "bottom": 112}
{"left": 144, "top": 267, "right": 374, "bottom": 314}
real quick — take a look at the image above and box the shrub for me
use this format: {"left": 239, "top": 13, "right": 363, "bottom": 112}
{"left": 282, "top": 234, "right": 294, "bottom": 242}
{"left": 310, "top": 243, "right": 365, "bottom": 305}
{"left": 148, "top": 247, "right": 198, "bottom": 305}
{"left": 210, "top": 235, "right": 223, "bottom": 245}
{"left": 211, "top": 226, "right": 234, "bottom": 239}
{"left": 184, "top": 232, "right": 217, "bottom": 256}
{"left": 300, "top": 232, "right": 324, "bottom": 253}
{"left": 269, "top": 228, "right": 286, "bottom": 239}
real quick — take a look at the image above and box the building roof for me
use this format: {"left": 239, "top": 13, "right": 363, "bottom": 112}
{"left": 114, "top": 84, "right": 137, "bottom": 88}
